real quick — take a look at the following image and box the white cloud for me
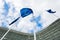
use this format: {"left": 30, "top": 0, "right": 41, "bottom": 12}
{"left": 0, "top": 0, "right": 60, "bottom": 33}
{"left": 0, "top": 0, "right": 4, "bottom": 8}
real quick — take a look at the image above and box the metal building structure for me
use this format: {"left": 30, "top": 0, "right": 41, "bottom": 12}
{"left": 0, "top": 18, "right": 60, "bottom": 40}
{"left": 0, "top": 27, "right": 34, "bottom": 40}
{"left": 36, "top": 18, "right": 60, "bottom": 40}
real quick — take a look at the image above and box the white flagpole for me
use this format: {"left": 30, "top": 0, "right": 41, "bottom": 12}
{"left": 0, "top": 28, "right": 11, "bottom": 40}
{"left": 0, "top": 25, "right": 12, "bottom": 40}
{"left": 34, "top": 28, "right": 36, "bottom": 40}
{"left": 53, "top": 14, "right": 59, "bottom": 18}
{"left": 0, "top": 17, "right": 20, "bottom": 40}
{"left": 32, "top": 13, "right": 36, "bottom": 40}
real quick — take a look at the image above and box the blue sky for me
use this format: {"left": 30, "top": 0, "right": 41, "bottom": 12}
{"left": 0, "top": 0, "right": 60, "bottom": 33}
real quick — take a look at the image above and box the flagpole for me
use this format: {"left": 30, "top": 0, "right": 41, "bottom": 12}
{"left": 34, "top": 28, "right": 36, "bottom": 40}
{"left": 0, "top": 27, "right": 11, "bottom": 40}
{"left": 53, "top": 14, "right": 59, "bottom": 18}
{"left": 32, "top": 13, "right": 36, "bottom": 40}
{"left": 0, "top": 17, "right": 20, "bottom": 40}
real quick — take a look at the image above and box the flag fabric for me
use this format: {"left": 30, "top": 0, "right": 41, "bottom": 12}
{"left": 20, "top": 8, "right": 33, "bottom": 18}
{"left": 47, "top": 9, "right": 56, "bottom": 13}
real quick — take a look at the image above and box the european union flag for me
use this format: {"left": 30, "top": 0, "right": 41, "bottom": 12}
{"left": 47, "top": 9, "right": 56, "bottom": 13}
{"left": 9, "top": 8, "right": 33, "bottom": 25}
{"left": 20, "top": 8, "right": 33, "bottom": 18}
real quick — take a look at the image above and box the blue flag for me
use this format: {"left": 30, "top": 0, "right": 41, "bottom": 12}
{"left": 47, "top": 9, "right": 56, "bottom": 13}
{"left": 9, "top": 8, "right": 33, "bottom": 25}
{"left": 20, "top": 8, "right": 33, "bottom": 18}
